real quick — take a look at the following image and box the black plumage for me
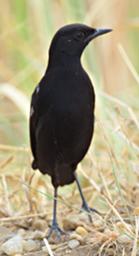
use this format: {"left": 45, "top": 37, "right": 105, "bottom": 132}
{"left": 30, "top": 24, "right": 111, "bottom": 238}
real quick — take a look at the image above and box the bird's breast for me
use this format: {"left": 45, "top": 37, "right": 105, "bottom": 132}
{"left": 36, "top": 67, "right": 95, "bottom": 172}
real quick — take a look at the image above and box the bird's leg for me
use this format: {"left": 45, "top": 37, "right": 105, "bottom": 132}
{"left": 74, "top": 173, "right": 100, "bottom": 222}
{"left": 47, "top": 187, "right": 64, "bottom": 239}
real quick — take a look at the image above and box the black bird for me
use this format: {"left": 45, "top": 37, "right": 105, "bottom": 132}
{"left": 30, "top": 23, "right": 111, "bottom": 238}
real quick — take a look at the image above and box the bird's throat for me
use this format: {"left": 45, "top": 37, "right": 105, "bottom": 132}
{"left": 47, "top": 51, "right": 81, "bottom": 70}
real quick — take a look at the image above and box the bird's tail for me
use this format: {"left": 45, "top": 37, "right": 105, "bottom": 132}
{"left": 32, "top": 159, "right": 38, "bottom": 170}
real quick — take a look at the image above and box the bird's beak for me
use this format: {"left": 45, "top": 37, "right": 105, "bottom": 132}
{"left": 85, "top": 28, "right": 112, "bottom": 44}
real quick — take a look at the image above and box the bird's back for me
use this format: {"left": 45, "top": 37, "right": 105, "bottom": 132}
{"left": 30, "top": 65, "right": 95, "bottom": 187}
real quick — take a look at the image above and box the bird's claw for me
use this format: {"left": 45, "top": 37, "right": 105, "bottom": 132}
{"left": 47, "top": 223, "right": 65, "bottom": 240}
{"left": 81, "top": 203, "right": 101, "bottom": 222}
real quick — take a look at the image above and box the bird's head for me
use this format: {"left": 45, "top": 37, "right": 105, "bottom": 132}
{"left": 48, "top": 24, "right": 112, "bottom": 65}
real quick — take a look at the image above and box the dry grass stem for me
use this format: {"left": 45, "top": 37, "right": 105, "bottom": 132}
{"left": 118, "top": 44, "right": 139, "bottom": 85}
{"left": 43, "top": 238, "right": 54, "bottom": 256}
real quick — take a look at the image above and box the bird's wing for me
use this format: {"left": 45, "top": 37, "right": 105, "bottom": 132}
{"left": 29, "top": 84, "right": 40, "bottom": 162}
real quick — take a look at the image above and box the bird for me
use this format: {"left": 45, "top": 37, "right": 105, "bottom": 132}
{"left": 29, "top": 23, "right": 112, "bottom": 239}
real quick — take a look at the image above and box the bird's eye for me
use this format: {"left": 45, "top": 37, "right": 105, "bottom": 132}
{"left": 76, "top": 31, "right": 85, "bottom": 40}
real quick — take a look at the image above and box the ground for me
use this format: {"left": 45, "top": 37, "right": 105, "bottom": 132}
{"left": 0, "top": 100, "right": 139, "bottom": 255}
{"left": 0, "top": 149, "right": 138, "bottom": 255}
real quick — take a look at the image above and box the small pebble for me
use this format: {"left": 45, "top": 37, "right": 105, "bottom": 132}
{"left": 93, "top": 219, "right": 104, "bottom": 228}
{"left": 23, "top": 239, "right": 40, "bottom": 252}
{"left": 75, "top": 226, "right": 88, "bottom": 237}
{"left": 68, "top": 239, "right": 80, "bottom": 249}
{"left": 78, "top": 211, "right": 91, "bottom": 223}
{"left": 18, "top": 229, "right": 26, "bottom": 236}
{"left": 31, "top": 230, "right": 45, "bottom": 239}
{"left": 70, "top": 233, "right": 82, "bottom": 241}
{"left": 1, "top": 235, "right": 23, "bottom": 255}
{"left": 33, "top": 219, "right": 47, "bottom": 231}
{"left": 63, "top": 216, "right": 79, "bottom": 230}
{"left": 70, "top": 233, "right": 86, "bottom": 245}
{"left": 14, "top": 254, "right": 22, "bottom": 256}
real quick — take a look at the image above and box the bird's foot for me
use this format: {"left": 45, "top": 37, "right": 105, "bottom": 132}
{"left": 81, "top": 202, "right": 100, "bottom": 223}
{"left": 47, "top": 222, "right": 65, "bottom": 241}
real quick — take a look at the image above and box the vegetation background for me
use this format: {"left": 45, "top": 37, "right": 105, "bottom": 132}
{"left": 0, "top": 0, "right": 139, "bottom": 255}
